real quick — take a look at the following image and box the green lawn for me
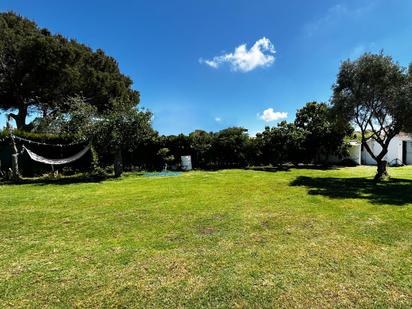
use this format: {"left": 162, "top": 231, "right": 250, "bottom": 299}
{"left": 1, "top": 167, "right": 411, "bottom": 308}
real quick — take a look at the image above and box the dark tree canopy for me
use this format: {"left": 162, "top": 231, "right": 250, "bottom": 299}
{"left": 188, "top": 130, "right": 213, "bottom": 168}
{"left": 331, "top": 53, "right": 412, "bottom": 179}
{"left": 255, "top": 121, "right": 306, "bottom": 165}
{"left": 212, "top": 127, "right": 250, "bottom": 167}
{"left": 93, "top": 103, "right": 154, "bottom": 177}
{"left": 34, "top": 96, "right": 155, "bottom": 177}
{"left": 295, "top": 102, "right": 352, "bottom": 162}
{"left": 0, "top": 12, "right": 139, "bottom": 129}
{"left": 253, "top": 103, "right": 350, "bottom": 166}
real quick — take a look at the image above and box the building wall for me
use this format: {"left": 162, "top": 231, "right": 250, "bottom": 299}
{"left": 322, "top": 144, "right": 361, "bottom": 165}
{"left": 405, "top": 141, "right": 412, "bottom": 164}
{"left": 361, "top": 135, "right": 410, "bottom": 165}
{"left": 321, "top": 133, "right": 412, "bottom": 166}
{"left": 361, "top": 140, "right": 377, "bottom": 165}
{"left": 348, "top": 144, "right": 361, "bottom": 165}
{"left": 386, "top": 135, "right": 403, "bottom": 165}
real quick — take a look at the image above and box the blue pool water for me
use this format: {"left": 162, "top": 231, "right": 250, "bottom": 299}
{"left": 143, "top": 171, "right": 182, "bottom": 177}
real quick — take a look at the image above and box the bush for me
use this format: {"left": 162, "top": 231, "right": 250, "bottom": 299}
{"left": 0, "top": 129, "right": 93, "bottom": 176}
{"left": 340, "top": 158, "right": 358, "bottom": 167}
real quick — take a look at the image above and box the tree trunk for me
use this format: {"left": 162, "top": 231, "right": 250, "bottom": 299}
{"left": 114, "top": 148, "right": 123, "bottom": 178}
{"left": 9, "top": 135, "right": 20, "bottom": 180}
{"left": 10, "top": 106, "right": 28, "bottom": 129}
{"left": 11, "top": 154, "right": 20, "bottom": 180}
{"left": 375, "top": 160, "right": 389, "bottom": 181}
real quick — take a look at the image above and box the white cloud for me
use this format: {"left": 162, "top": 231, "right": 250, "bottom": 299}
{"left": 215, "top": 117, "right": 222, "bottom": 122}
{"left": 199, "top": 37, "right": 276, "bottom": 72}
{"left": 199, "top": 59, "right": 219, "bottom": 68}
{"left": 258, "top": 108, "right": 287, "bottom": 122}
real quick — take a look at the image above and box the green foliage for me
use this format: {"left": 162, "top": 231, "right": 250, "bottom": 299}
{"left": 253, "top": 127, "right": 279, "bottom": 165}
{"left": 331, "top": 52, "right": 412, "bottom": 179}
{"left": 0, "top": 12, "right": 139, "bottom": 129}
{"left": 160, "top": 134, "right": 191, "bottom": 165}
{"left": 0, "top": 128, "right": 75, "bottom": 143}
{"left": 92, "top": 102, "right": 155, "bottom": 155}
{"left": 294, "top": 102, "right": 352, "bottom": 162}
{"left": 88, "top": 145, "right": 107, "bottom": 178}
{"left": 212, "top": 127, "right": 250, "bottom": 167}
{"left": 157, "top": 147, "right": 175, "bottom": 167}
{"left": 189, "top": 130, "right": 213, "bottom": 167}
{"left": 254, "top": 105, "right": 349, "bottom": 167}
{"left": 154, "top": 128, "right": 252, "bottom": 170}
{"left": 2, "top": 103, "right": 351, "bottom": 174}
{"left": 124, "top": 116, "right": 350, "bottom": 170}
{"left": 254, "top": 124, "right": 291, "bottom": 165}
{"left": 29, "top": 96, "right": 98, "bottom": 139}
{"left": 26, "top": 96, "right": 156, "bottom": 176}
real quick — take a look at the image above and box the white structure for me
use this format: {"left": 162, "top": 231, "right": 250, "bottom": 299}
{"left": 346, "top": 132, "right": 412, "bottom": 166}
{"left": 181, "top": 155, "right": 192, "bottom": 171}
{"left": 347, "top": 141, "right": 362, "bottom": 165}
{"left": 323, "top": 141, "right": 362, "bottom": 165}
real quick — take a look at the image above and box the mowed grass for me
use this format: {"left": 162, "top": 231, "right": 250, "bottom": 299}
{"left": 0, "top": 167, "right": 411, "bottom": 308}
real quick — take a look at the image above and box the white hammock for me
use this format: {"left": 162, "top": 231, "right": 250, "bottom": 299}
{"left": 23, "top": 144, "right": 90, "bottom": 165}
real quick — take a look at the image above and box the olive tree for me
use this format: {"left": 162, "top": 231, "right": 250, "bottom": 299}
{"left": 331, "top": 53, "right": 412, "bottom": 180}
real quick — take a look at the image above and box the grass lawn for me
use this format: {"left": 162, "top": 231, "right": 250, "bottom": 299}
{"left": 0, "top": 166, "right": 411, "bottom": 308}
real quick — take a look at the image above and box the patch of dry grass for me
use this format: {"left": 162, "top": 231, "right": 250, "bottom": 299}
{"left": 0, "top": 166, "right": 411, "bottom": 307}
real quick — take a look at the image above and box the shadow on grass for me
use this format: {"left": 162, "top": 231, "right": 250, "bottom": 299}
{"left": 246, "top": 164, "right": 340, "bottom": 173}
{"left": 246, "top": 166, "right": 291, "bottom": 173}
{"left": 290, "top": 176, "right": 412, "bottom": 206}
{"left": 1, "top": 174, "right": 113, "bottom": 186}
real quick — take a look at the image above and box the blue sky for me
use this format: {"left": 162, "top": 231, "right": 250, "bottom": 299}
{"left": 1, "top": 0, "right": 412, "bottom": 135}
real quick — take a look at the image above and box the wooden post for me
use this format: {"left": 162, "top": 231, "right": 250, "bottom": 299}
{"left": 7, "top": 117, "right": 20, "bottom": 180}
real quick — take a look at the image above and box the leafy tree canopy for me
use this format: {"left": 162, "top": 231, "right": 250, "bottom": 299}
{"left": 32, "top": 96, "right": 154, "bottom": 177}
{"left": 212, "top": 127, "right": 250, "bottom": 167}
{"left": 295, "top": 102, "right": 352, "bottom": 162}
{"left": 331, "top": 52, "right": 412, "bottom": 179}
{"left": 0, "top": 12, "right": 139, "bottom": 129}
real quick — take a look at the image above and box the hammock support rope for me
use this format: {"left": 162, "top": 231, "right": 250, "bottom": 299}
{"left": 22, "top": 144, "right": 91, "bottom": 165}
{"left": 12, "top": 135, "right": 87, "bottom": 147}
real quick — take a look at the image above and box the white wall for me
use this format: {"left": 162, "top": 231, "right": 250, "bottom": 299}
{"left": 405, "top": 141, "right": 412, "bottom": 164}
{"left": 361, "top": 135, "right": 406, "bottom": 165}
{"left": 386, "top": 135, "right": 403, "bottom": 165}
{"left": 348, "top": 144, "right": 361, "bottom": 165}
{"left": 362, "top": 140, "right": 378, "bottom": 165}
{"left": 323, "top": 144, "right": 361, "bottom": 165}
{"left": 321, "top": 133, "right": 412, "bottom": 165}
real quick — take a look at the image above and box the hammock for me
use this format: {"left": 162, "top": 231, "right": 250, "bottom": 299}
{"left": 22, "top": 144, "right": 90, "bottom": 165}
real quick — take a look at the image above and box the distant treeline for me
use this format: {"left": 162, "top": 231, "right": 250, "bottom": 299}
{"left": 131, "top": 102, "right": 351, "bottom": 170}
{"left": 0, "top": 102, "right": 352, "bottom": 176}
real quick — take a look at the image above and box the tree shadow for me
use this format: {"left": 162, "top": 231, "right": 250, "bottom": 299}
{"left": 246, "top": 166, "right": 291, "bottom": 173}
{"left": 290, "top": 176, "right": 412, "bottom": 206}
{"left": 246, "top": 164, "right": 340, "bottom": 173}
{"left": 292, "top": 164, "right": 341, "bottom": 171}
{"left": 1, "top": 174, "right": 112, "bottom": 186}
